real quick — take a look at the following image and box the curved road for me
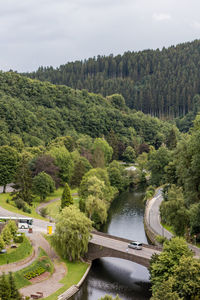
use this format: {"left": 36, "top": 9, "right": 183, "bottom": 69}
{"left": 146, "top": 188, "right": 200, "bottom": 258}
{"left": 146, "top": 188, "right": 172, "bottom": 240}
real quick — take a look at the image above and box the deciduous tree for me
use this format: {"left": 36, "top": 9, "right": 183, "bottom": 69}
{"left": 53, "top": 206, "right": 92, "bottom": 261}
{"left": 33, "top": 171, "right": 55, "bottom": 201}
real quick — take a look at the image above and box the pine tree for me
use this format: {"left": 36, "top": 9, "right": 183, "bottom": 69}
{"left": 61, "top": 183, "right": 73, "bottom": 209}
{"left": 9, "top": 272, "right": 22, "bottom": 300}
{"left": 12, "top": 154, "right": 34, "bottom": 205}
{"left": 0, "top": 273, "right": 11, "bottom": 300}
{"left": 0, "top": 236, "right": 5, "bottom": 251}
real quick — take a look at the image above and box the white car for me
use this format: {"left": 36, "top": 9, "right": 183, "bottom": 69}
{"left": 128, "top": 241, "right": 143, "bottom": 250}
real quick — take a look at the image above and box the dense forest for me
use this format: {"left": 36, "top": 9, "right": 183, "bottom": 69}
{"left": 0, "top": 71, "right": 174, "bottom": 152}
{"left": 23, "top": 40, "right": 200, "bottom": 118}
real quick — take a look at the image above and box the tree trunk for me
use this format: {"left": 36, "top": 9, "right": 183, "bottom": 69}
{"left": 3, "top": 185, "right": 6, "bottom": 193}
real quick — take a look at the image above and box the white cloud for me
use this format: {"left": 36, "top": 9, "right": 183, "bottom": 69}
{"left": 152, "top": 13, "right": 171, "bottom": 22}
{"left": 191, "top": 20, "right": 200, "bottom": 30}
{"left": 0, "top": 0, "right": 200, "bottom": 72}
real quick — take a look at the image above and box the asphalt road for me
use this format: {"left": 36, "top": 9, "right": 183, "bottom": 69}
{"left": 146, "top": 188, "right": 173, "bottom": 240}
{"left": 0, "top": 205, "right": 55, "bottom": 234}
{"left": 91, "top": 233, "right": 161, "bottom": 261}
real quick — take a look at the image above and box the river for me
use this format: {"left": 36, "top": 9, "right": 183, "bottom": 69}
{"left": 72, "top": 190, "right": 151, "bottom": 300}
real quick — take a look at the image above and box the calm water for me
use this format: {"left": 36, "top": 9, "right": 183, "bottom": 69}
{"left": 72, "top": 190, "right": 151, "bottom": 300}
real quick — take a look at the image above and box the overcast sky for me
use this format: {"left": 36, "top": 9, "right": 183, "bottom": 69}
{"left": 1, "top": 0, "right": 200, "bottom": 72}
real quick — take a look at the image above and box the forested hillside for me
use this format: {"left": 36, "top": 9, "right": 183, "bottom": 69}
{"left": 0, "top": 71, "right": 173, "bottom": 151}
{"left": 24, "top": 40, "right": 200, "bottom": 118}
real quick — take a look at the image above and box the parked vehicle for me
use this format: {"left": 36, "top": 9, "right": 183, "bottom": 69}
{"left": 128, "top": 241, "right": 143, "bottom": 250}
{"left": 0, "top": 216, "right": 33, "bottom": 229}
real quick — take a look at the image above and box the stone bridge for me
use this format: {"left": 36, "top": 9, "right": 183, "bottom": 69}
{"left": 86, "top": 231, "right": 162, "bottom": 268}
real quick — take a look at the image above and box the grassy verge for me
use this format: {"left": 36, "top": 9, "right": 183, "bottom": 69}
{"left": 43, "top": 235, "right": 89, "bottom": 300}
{"left": 0, "top": 235, "right": 33, "bottom": 265}
{"left": 0, "top": 193, "right": 47, "bottom": 221}
{"left": 0, "top": 188, "right": 78, "bottom": 221}
{"left": 44, "top": 260, "right": 88, "bottom": 300}
{"left": 161, "top": 222, "right": 175, "bottom": 235}
{"left": 14, "top": 248, "right": 54, "bottom": 289}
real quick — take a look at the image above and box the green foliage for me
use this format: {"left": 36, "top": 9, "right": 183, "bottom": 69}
{"left": 1, "top": 225, "right": 12, "bottom": 245}
{"left": 0, "top": 145, "right": 19, "bottom": 192}
{"left": 189, "top": 203, "right": 200, "bottom": 236}
{"left": 92, "top": 138, "right": 113, "bottom": 167}
{"left": 70, "top": 156, "right": 92, "bottom": 187}
{"left": 144, "top": 185, "right": 155, "bottom": 201}
{"left": 160, "top": 185, "right": 189, "bottom": 236}
{"left": 24, "top": 266, "right": 46, "bottom": 280}
{"left": 8, "top": 272, "right": 22, "bottom": 300}
{"left": 25, "top": 40, "right": 200, "bottom": 119}
{"left": 0, "top": 273, "right": 11, "bottom": 300}
{"left": 33, "top": 171, "right": 55, "bottom": 201}
{"left": 107, "top": 94, "right": 126, "bottom": 110}
{"left": 166, "top": 127, "right": 177, "bottom": 150}
{"left": 148, "top": 146, "right": 171, "bottom": 186}
{"left": 7, "top": 220, "right": 18, "bottom": 237}
{"left": 107, "top": 160, "right": 129, "bottom": 192}
{"left": 123, "top": 146, "right": 136, "bottom": 163}
{"left": 49, "top": 146, "right": 74, "bottom": 184}
{"left": 150, "top": 237, "right": 195, "bottom": 299}
{"left": 0, "top": 235, "right": 32, "bottom": 266}
{"left": 0, "top": 236, "right": 5, "bottom": 251}
{"left": 0, "top": 71, "right": 175, "bottom": 151}
{"left": 155, "top": 235, "right": 167, "bottom": 245}
{"left": 52, "top": 206, "right": 92, "bottom": 261}
{"left": 99, "top": 295, "right": 121, "bottom": 300}
{"left": 61, "top": 183, "right": 73, "bottom": 209}
{"left": 12, "top": 154, "right": 34, "bottom": 206}
{"left": 136, "top": 152, "right": 148, "bottom": 171}
{"left": 79, "top": 168, "right": 117, "bottom": 227}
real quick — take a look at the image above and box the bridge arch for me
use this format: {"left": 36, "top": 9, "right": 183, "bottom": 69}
{"left": 86, "top": 243, "right": 151, "bottom": 268}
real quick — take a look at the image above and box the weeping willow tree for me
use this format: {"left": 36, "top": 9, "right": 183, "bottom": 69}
{"left": 53, "top": 206, "right": 93, "bottom": 261}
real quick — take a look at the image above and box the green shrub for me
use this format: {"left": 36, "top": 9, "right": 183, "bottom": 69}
{"left": 13, "top": 235, "right": 24, "bottom": 243}
{"left": 156, "top": 235, "right": 167, "bottom": 244}
{"left": 24, "top": 267, "right": 46, "bottom": 280}
{"left": 39, "top": 207, "right": 48, "bottom": 217}
{"left": 15, "top": 198, "right": 26, "bottom": 210}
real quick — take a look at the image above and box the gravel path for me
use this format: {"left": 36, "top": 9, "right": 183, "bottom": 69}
{"left": 20, "top": 233, "right": 67, "bottom": 299}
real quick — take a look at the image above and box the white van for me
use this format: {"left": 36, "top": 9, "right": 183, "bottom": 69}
{"left": 128, "top": 241, "right": 143, "bottom": 250}
{"left": 18, "top": 218, "right": 33, "bottom": 229}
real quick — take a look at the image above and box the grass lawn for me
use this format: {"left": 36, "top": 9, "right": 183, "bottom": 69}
{"left": 161, "top": 222, "right": 175, "bottom": 235}
{"left": 43, "top": 235, "right": 89, "bottom": 300}
{"left": 14, "top": 248, "right": 54, "bottom": 289}
{"left": 0, "top": 187, "right": 78, "bottom": 221}
{"left": 46, "top": 193, "right": 79, "bottom": 220}
{"left": 0, "top": 193, "right": 47, "bottom": 221}
{"left": 0, "top": 235, "right": 33, "bottom": 265}
{"left": 43, "top": 260, "right": 89, "bottom": 300}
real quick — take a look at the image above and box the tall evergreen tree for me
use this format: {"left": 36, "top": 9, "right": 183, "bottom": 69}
{"left": 9, "top": 272, "right": 22, "bottom": 300}
{"left": 12, "top": 154, "right": 34, "bottom": 205}
{"left": 0, "top": 273, "right": 11, "bottom": 300}
{"left": 61, "top": 183, "right": 73, "bottom": 209}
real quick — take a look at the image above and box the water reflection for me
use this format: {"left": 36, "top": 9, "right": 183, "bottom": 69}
{"left": 72, "top": 190, "right": 151, "bottom": 300}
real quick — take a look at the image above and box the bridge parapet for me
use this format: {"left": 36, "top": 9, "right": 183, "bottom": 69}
{"left": 86, "top": 242, "right": 151, "bottom": 268}
{"left": 91, "top": 231, "right": 162, "bottom": 251}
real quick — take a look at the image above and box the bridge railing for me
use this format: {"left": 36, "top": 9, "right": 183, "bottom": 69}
{"left": 91, "top": 231, "right": 162, "bottom": 251}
